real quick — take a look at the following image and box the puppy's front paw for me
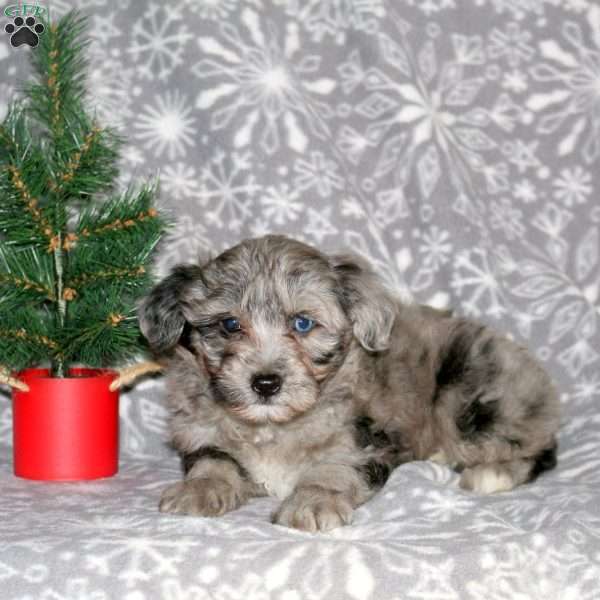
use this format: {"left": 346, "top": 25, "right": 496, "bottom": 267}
{"left": 273, "top": 487, "right": 353, "bottom": 533}
{"left": 159, "top": 478, "right": 242, "bottom": 517}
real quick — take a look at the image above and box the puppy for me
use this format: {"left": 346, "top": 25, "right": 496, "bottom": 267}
{"left": 139, "top": 235, "right": 560, "bottom": 532}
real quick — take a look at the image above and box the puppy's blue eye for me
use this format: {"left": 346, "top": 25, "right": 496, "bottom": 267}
{"left": 293, "top": 316, "right": 315, "bottom": 333}
{"left": 222, "top": 317, "right": 241, "bottom": 333}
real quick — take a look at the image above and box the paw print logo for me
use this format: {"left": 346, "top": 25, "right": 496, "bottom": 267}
{"left": 4, "top": 16, "right": 45, "bottom": 48}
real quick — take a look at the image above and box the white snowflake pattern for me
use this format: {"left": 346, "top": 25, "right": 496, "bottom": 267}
{"left": 84, "top": 535, "right": 198, "bottom": 589}
{"left": 193, "top": 7, "right": 336, "bottom": 155}
{"left": 552, "top": 166, "right": 592, "bottom": 206}
{"left": 451, "top": 247, "right": 508, "bottom": 318}
{"left": 90, "top": 11, "right": 122, "bottom": 46}
{"left": 467, "top": 535, "right": 600, "bottom": 600}
{"left": 134, "top": 90, "right": 197, "bottom": 160}
{"left": 304, "top": 205, "right": 339, "bottom": 244}
{"left": 501, "top": 68, "right": 529, "bottom": 94}
{"left": 488, "top": 22, "right": 535, "bottom": 68}
{"left": 419, "top": 490, "right": 475, "bottom": 522}
{"left": 513, "top": 178, "right": 537, "bottom": 203}
{"left": 346, "top": 23, "right": 525, "bottom": 200}
{"left": 128, "top": 2, "right": 193, "bottom": 80}
{"left": 502, "top": 210, "right": 600, "bottom": 376}
{"left": 293, "top": 151, "right": 345, "bottom": 198}
{"left": 528, "top": 6, "right": 600, "bottom": 163}
{"left": 160, "top": 163, "right": 201, "bottom": 199}
{"left": 199, "top": 150, "right": 260, "bottom": 232}
{"left": 416, "top": 225, "right": 453, "bottom": 270}
{"left": 260, "top": 182, "right": 302, "bottom": 225}
{"left": 489, "top": 197, "right": 526, "bottom": 240}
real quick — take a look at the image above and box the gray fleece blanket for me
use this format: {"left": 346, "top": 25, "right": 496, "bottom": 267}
{"left": 1, "top": 1, "right": 600, "bottom": 598}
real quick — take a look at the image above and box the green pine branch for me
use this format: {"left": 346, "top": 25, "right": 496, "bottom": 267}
{"left": 74, "top": 182, "right": 163, "bottom": 247}
{"left": 48, "top": 123, "right": 121, "bottom": 199}
{"left": 61, "top": 290, "right": 148, "bottom": 368}
{"left": 0, "top": 10, "right": 166, "bottom": 377}
{"left": 0, "top": 108, "right": 55, "bottom": 247}
{"left": 0, "top": 305, "right": 60, "bottom": 371}
{"left": 0, "top": 244, "right": 56, "bottom": 303}
{"left": 26, "top": 12, "right": 90, "bottom": 142}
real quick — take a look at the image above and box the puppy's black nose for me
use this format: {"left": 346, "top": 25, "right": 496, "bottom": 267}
{"left": 251, "top": 373, "right": 282, "bottom": 397}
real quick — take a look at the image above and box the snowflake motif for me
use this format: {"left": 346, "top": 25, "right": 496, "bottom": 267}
{"left": 160, "top": 163, "right": 201, "bottom": 199}
{"left": 128, "top": 2, "right": 193, "bottom": 80}
{"left": 467, "top": 536, "right": 600, "bottom": 600}
{"left": 489, "top": 197, "right": 525, "bottom": 240}
{"left": 419, "top": 490, "right": 474, "bottom": 522}
{"left": 451, "top": 248, "right": 508, "bottom": 318}
{"left": 199, "top": 150, "right": 260, "bottom": 233}
{"left": 488, "top": 22, "right": 535, "bottom": 68}
{"left": 348, "top": 25, "right": 523, "bottom": 200}
{"left": 90, "top": 12, "right": 122, "bottom": 46}
{"left": 527, "top": 6, "right": 600, "bottom": 163}
{"left": 134, "top": 90, "right": 197, "bottom": 160}
{"left": 304, "top": 205, "right": 339, "bottom": 244}
{"left": 193, "top": 8, "right": 336, "bottom": 155}
{"left": 277, "top": 0, "right": 386, "bottom": 44}
{"left": 505, "top": 210, "right": 599, "bottom": 376}
{"left": 417, "top": 225, "right": 453, "bottom": 270}
{"left": 293, "top": 151, "right": 345, "bottom": 198}
{"left": 260, "top": 183, "right": 302, "bottom": 225}
{"left": 511, "top": 179, "right": 536, "bottom": 204}
{"left": 552, "top": 166, "right": 592, "bottom": 206}
{"left": 501, "top": 138, "right": 544, "bottom": 174}
{"left": 84, "top": 535, "right": 198, "bottom": 589}
{"left": 501, "top": 69, "right": 529, "bottom": 94}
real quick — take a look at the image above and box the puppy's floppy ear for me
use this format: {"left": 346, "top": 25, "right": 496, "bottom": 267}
{"left": 138, "top": 264, "right": 207, "bottom": 355}
{"left": 330, "top": 254, "right": 396, "bottom": 352}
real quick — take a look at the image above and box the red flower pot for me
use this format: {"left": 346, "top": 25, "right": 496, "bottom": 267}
{"left": 12, "top": 368, "right": 119, "bottom": 481}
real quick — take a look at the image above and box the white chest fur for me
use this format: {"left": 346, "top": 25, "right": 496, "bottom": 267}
{"left": 227, "top": 404, "right": 351, "bottom": 500}
{"left": 237, "top": 427, "right": 303, "bottom": 499}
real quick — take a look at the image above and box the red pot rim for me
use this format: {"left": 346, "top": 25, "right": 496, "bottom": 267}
{"left": 16, "top": 367, "right": 118, "bottom": 382}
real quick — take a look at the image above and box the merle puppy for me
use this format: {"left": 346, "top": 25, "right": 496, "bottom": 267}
{"left": 139, "top": 235, "right": 560, "bottom": 532}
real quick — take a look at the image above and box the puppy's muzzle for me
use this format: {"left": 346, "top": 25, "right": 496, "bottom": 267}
{"left": 251, "top": 373, "right": 282, "bottom": 398}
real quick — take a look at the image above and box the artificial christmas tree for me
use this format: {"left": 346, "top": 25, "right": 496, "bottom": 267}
{"left": 0, "top": 11, "right": 166, "bottom": 480}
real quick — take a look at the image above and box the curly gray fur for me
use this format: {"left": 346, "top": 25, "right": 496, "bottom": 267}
{"left": 139, "top": 235, "right": 560, "bottom": 532}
